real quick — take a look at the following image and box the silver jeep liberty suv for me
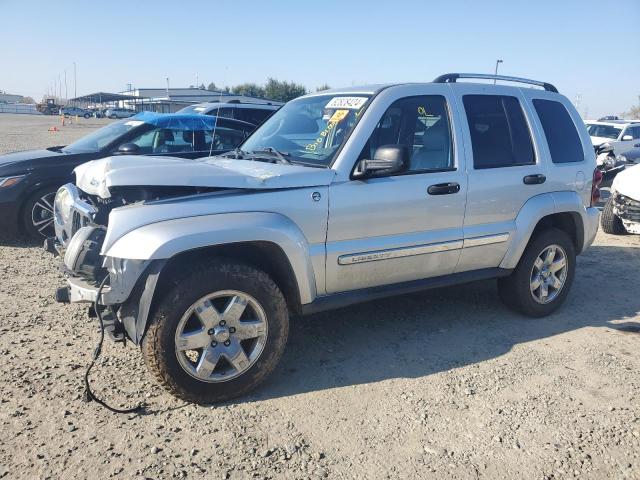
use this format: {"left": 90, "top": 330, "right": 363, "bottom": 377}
{"left": 50, "top": 73, "right": 602, "bottom": 404}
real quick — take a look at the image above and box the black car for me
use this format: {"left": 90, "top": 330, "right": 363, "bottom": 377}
{"left": 0, "top": 112, "right": 255, "bottom": 239}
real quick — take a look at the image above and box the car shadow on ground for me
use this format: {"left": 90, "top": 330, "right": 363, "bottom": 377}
{"left": 0, "top": 234, "right": 42, "bottom": 248}
{"left": 246, "top": 245, "right": 640, "bottom": 403}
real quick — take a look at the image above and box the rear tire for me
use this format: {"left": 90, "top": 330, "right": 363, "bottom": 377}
{"left": 601, "top": 197, "right": 626, "bottom": 235}
{"left": 141, "top": 259, "right": 289, "bottom": 404}
{"left": 498, "top": 228, "right": 576, "bottom": 317}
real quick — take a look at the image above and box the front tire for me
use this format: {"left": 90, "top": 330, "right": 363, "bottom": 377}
{"left": 601, "top": 197, "right": 626, "bottom": 235}
{"left": 141, "top": 259, "right": 289, "bottom": 404}
{"left": 22, "top": 187, "right": 57, "bottom": 239}
{"left": 498, "top": 228, "right": 576, "bottom": 317}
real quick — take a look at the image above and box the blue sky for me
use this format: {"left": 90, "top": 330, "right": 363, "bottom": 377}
{"left": 2, "top": 0, "right": 639, "bottom": 117}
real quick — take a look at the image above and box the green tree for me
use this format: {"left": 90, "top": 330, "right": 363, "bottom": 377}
{"left": 263, "top": 78, "right": 307, "bottom": 102}
{"left": 207, "top": 82, "right": 218, "bottom": 91}
{"left": 625, "top": 97, "right": 640, "bottom": 119}
{"left": 315, "top": 84, "right": 331, "bottom": 92}
{"left": 231, "top": 83, "right": 266, "bottom": 98}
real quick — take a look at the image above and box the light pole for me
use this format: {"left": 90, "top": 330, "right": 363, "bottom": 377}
{"left": 494, "top": 59, "right": 503, "bottom": 83}
{"left": 73, "top": 62, "right": 77, "bottom": 104}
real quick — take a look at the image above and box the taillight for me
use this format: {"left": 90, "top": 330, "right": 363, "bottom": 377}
{"left": 591, "top": 168, "right": 603, "bottom": 206}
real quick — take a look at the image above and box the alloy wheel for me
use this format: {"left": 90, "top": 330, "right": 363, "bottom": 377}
{"left": 529, "top": 244, "right": 568, "bottom": 304}
{"left": 31, "top": 192, "right": 56, "bottom": 237}
{"left": 174, "top": 290, "right": 268, "bottom": 383}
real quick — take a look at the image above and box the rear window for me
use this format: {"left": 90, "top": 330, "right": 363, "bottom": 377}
{"left": 463, "top": 95, "right": 535, "bottom": 169}
{"left": 533, "top": 99, "right": 584, "bottom": 164}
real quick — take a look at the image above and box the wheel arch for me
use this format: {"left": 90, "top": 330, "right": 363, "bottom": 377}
{"left": 119, "top": 241, "right": 303, "bottom": 345}
{"left": 500, "top": 192, "right": 588, "bottom": 269}
{"left": 18, "top": 179, "right": 68, "bottom": 235}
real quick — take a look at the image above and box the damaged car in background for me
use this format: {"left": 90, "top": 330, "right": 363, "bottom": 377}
{"left": 601, "top": 163, "right": 640, "bottom": 235}
{"left": 48, "top": 74, "right": 601, "bottom": 404}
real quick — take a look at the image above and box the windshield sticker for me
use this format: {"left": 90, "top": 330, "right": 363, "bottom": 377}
{"left": 305, "top": 121, "right": 337, "bottom": 152}
{"left": 124, "top": 120, "right": 144, "bottom": 127}
{"left": 329, "top": 109, "right": 349, "bottom": 123}
{"left": 325, "top": 96, "right": 368, "bottom": 110}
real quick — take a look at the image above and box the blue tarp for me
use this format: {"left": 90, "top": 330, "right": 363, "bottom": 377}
{"left": 131, "top": 111, "right": 218, "bottom": 130}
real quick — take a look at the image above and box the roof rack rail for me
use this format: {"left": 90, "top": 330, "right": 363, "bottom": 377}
{"left": 433, "top": 73, "right": 558, "bottom": 93}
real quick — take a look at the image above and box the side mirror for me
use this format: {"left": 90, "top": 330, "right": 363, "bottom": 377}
{"left": 352, "top": 144, "right": 409, "bottom": 179}
{"left": 116, "top": 143, "right": 140, "bottom": 154}
{"left": 622, "top": 134, "right": 633, "bottom": 141}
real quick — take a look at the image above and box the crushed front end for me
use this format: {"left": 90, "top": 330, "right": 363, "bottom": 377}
{"left": 48, "top": 183, "right": 155, "bottom": 343}
{"left": 611, "top": 191, "right": 640, "bottom": 234}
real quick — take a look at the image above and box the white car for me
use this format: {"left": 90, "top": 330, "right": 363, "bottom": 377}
{"left": 601, "top": 163, "right": 640, "bottom": 234}
{"left": 586, "top": 120, "right": 640, "bottom": 155}
{"left": 105, "top": 107, "right": 136, "bottom": 119}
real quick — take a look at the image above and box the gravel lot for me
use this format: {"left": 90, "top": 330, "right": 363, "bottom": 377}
{"left": 0, "top": 113, "right": 639, "bottom": 479}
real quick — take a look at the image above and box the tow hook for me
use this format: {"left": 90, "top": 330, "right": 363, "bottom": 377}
{"left": 55, "top": 286, "right": 70, "bottom": 303}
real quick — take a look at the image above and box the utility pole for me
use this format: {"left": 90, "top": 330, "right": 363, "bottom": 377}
{"left": 64, "top": 70, "right": 68, "bottom": 100}
{"left": 73, "top": 62, "right": 77, "bottom": 104}
{"left": 166, "top": 77, "right": 170, "bottom": 98}
{"left": 494, "top": 59, "right": 503, "bottom": 83}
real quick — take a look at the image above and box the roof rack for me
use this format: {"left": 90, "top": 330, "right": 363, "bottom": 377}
{"left": 433, "top": 73, "right": 558, "bottom": 93}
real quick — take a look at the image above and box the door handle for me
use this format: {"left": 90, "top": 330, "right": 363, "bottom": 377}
{"left": 523, "top": 174, "right": 546, "bottom": 185}
{"left": 427, "top": 182, "right": 460, "bottom": 195}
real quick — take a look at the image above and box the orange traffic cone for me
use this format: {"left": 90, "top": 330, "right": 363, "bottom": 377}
{"left": 48, "top": 126, "right": 59, "bottom": 132}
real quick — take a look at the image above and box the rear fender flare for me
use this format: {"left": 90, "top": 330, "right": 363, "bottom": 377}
{"left": 500, "top": 192, "right": 587, "bottom": 269}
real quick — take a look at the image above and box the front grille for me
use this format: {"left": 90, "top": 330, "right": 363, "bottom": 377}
{"left": 54, "top": 184, "right": 97, "bottom": 246}
{"left": 613, "top": 193, "right": 640, "bottom": 222}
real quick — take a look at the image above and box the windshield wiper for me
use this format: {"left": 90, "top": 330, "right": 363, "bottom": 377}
{"left": 250, "top": 148, "right": 291, "bottom": 165}
{"left": 220, "top": 148, "right": 246, "bottom": 159}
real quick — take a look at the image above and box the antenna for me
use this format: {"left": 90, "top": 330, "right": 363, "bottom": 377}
{"left": 209, "top": 67, "right": 228, "bottom": 157}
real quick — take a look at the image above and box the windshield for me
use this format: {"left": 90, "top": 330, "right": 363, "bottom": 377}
{"left": 240, "top": 94, "right": 371, "bottom": 166}
{"left": 587, "top": 124, "right": 622, "bottom": 140}
{"left": 62, "top": 119, "right": 145, "bottom": 153}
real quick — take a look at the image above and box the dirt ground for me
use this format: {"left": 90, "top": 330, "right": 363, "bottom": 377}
{"left": 0, "top": 113, "right": 639, "bottom": 480}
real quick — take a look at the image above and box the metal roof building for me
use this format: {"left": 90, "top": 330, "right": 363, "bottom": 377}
{"left": 118, "top": 87, "right": 281, "bottom": 113}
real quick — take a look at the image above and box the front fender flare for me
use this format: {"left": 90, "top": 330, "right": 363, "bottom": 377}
{"left": 105, "top": 211, "right": 318, "bottom": 305}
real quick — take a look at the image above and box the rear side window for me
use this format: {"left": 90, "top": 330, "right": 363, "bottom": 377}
{"left": 533, "top": 99, "right": 584, "bottom": 164}
{"left": 235, "top": 108, "right": 275, "bottom": 125}
{"left": 463, "top": 95, "right": 535, "bottom": 169}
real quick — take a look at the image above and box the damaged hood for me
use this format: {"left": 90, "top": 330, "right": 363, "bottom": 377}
{"left": 590, "top": 136, "right": 615, "bottom": 147}
{"left": 612, "top": 164, "right": 640, "bottom": 200}
{"left": 74, "top": 155, "right": 336, "bottom": 198}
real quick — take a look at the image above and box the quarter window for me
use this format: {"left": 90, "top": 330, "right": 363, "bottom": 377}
{"left": 463, "top": 95, "right": 535, "bottom": 169}
{"left": 362, "top": 95, "right": 454, "bottom": 173}
{"left": 533, "top": 99, "right": 584, "bottom": 164}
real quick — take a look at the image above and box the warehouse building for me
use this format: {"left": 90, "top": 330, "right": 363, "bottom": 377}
{"left": 118, "top": 87, "right": 280, "bottom": 113}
